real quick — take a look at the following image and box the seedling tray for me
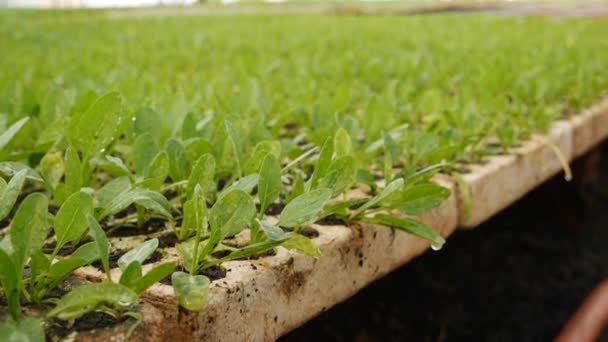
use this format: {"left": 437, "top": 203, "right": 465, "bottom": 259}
{"left": 63, "top": 99, "right": 608, "bottom": 341}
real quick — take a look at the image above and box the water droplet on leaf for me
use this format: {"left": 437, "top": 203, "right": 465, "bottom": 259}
{"left": 431, "top": 242, "right": 443, "bottom": 251}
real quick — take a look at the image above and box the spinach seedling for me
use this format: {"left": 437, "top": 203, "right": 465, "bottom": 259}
{"left": 48, "top": 216, "right": 174, "bottom": 338}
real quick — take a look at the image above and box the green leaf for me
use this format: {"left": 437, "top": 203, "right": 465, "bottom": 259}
{"left": 185, "top": 138, "right": 214, "bottom": 165}
{"left": 172, "top": 272, "right": 210, "bottom": 312}
{"left": 0, "top": 162, "right": 43, "bottom": 182}
{"left": 383, "top": 130, "right": 398, "bottom": 183}
{"left": 48, "top": 283, "right": 138, "bottom": 321}
{"left": 53, "top": 191, "right": 94, "bottom": 252}
{"left": 186, "top": 153, "right": 215, "bottom": 200}
{"left": 40, "top": 151, "right": 65, "bottom": 191}
{"left": 64, "top": 147, "right": 83, "bottom": 197}
{"left": 209, "top": 190, "right": 255, "bottom": 237}
{"left": 282, "top": 233, "right": 322, "bottom": 258}
{"left": 30, "top": 250, "right": 50, "bottom": 283}
{"left": 67, "top": 92, "right": 124, "bottom": 156}
{"left": 71, "top": 241, "right": 101, "bottom": 263}
{"left": 0, "top": 117, "right": 29, "bottom": 150}
{"left": 165, "top": 138, "right": 189, "bottom": 182}
{"left": 86, "top": 215, "right": 111, "bottom": 280}
{"left": 211, "top": 238, "right": 285, "bottom": 264}
{"left": 413, "top": 132, "right": 439, "bottom": 163}
{"left": 196, "top": 223, "right": 223, "bottom": 263}
{"left": 90, "top": 156, "right": 131, "bottom": 178}
{"left": 244, "top": 140, "right": 281, "bottom": 175}
{"left": 255, "top": 219, "right": 287, "bottom": 241}
{"left": 132, "top": 262, "right": 175, "bottom": 294}
{"left": 132, "top": 133, "right": 159, "bottom": 176}
{"left": 310, "top": 137, "right": 333, "bottom": 189}
{"left": 350, "top": 178, "right": 404, "bottom": 219}
{"left": 383, "top": 130, "right": 399, "bottom": 164}
{"left": 97, "top": 176, "right": 131, "bottom": 210}
{"left": 133, "top": 107, "right": 162, "bottom": 138}
{"left": 117, "top": 238, "right": 159, "bottom": 271}
{"left": 224, "top": 120, "right": 243, "bottom": 177}
{"left": 286, "top": 172, "right": 305, "bottom": 204}
{"left": 143, "top": 151, "right": 169, "bottom": 186}
{"left": 44, "top": 257, "right": 90, "bottom": 291}
{"left": 0, "top": 248, "right": 20, "bottom": 320}
{"left": 119, "top": 261, "right": 143, "bottom": 289}
{"left": 180, "top": 186, "right": 208, "bottom": 240}
{"left": 182, "top": 112, "right": 198, "bottom": 140}
{"left": 319, "top": 155, "right": 356, "bottom": 197}
{"left": 133, "top": 189, "right": 172, "bottom": 219}
{"left": 0, "top": 318, "right": 45, "bottom": 342}
{"left": 362, "top": 214, "right": 445, "bottom": 247}
{"left": 278, "top": 188, "right": 332, "bottom": 228}
{"left": 333, "top": 127, "right": 353, "bottom": 157}
{"left": 216, "top": 173, "right": 259, "bottom": 201}
{"left": 97, "top": 178, "right": 171, "bottom": 220}
{"left": 10, "top": 193, "right": 49, "bottom": 280}
{"left": 175, "top": 240, "right": 198, "bottom": 274}
{"left": 0, "top": 169, "right": 27, "bottom": 221}
{"left": 385, "top": 184, "right": 451, "bottom": 216}
{"left": 257, "top": 153, "right": 282, "bottom": 215}
{"left": 401, "top": 163, "right": 445, "bottom": 187}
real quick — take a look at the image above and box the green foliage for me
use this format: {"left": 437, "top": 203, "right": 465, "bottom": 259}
{"left": 278, "top": 189, "right": 332, "bottom": 228}
{"left": 0, "top": 169, "right": 27, "bottom": 221}
{"left": 1, "top": 12, "right": 608, "bottom": 331}
{"left": 0, "top": 318, "right": 45, "bottom": 342}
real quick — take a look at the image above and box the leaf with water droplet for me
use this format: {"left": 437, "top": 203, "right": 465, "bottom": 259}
{"left": 67, "top": 92, "right": 125, "bottom": 156}
{"left": 363, "top": 214, "right": 445, "bottom": 246}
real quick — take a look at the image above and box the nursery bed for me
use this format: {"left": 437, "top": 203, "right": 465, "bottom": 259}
{"left": 63, "top": 98, "right": 608, "bottom": 341}
{"left": 3, "top": 12, "right": 608, "bottom": 341}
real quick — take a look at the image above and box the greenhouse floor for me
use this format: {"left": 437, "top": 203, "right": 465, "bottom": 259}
{"left": 282, "top": 145, "right": 608, "bottom": 342}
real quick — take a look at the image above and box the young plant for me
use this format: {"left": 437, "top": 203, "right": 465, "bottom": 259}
{"left": 47, "top": 216, "right": 175, "bottom": 337}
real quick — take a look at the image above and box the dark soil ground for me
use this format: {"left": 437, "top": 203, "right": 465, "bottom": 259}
{"left": 282, "top": 145, "right": 608, "bottom": 342}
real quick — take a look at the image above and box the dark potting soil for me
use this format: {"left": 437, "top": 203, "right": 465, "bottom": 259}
{"left": 301, "top": 227, "right": 320, "bottom": 239}
{"left": 282, "top": 148, "right": 608, "bottom": 342}
{"left": 157, "top": 232, "right": 178, "bottom": 249}
{"left": 144, "top": 250, "right": 164, "bottom": 265}
{"left": 91, "top": 249, "right": 126, "bottom": 272}
{"left": 47, "top": 311, "right": 121, "bottom": 339}
{"left": 265, "top": 202, "right": 286, "bottom": 216}
{"left": 107, "top": 218, "right": 167, "bottom": 238}
{"left": 316, "top": 215, "right": 347, "bottom": 226}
